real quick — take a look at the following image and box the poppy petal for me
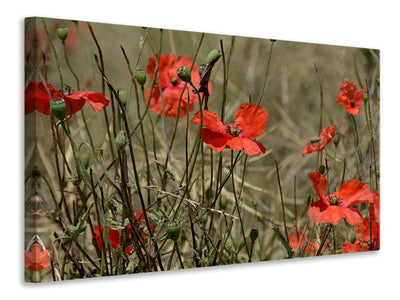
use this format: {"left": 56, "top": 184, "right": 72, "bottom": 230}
{"left": 25, "top": 243, "right": 51, "bottom": 272}
{"left": 193, "top": 110, "right": 226, "bottom": 132}
{"left": 226, "top": 137, "right": 266, "bottom": 156}
{"left": 200, "top": 128, "right": 232, "bottom": 151}
{"left": 24, "top": 82, "right": 62, "bottom": 115}
{"left": 338, "top": 179, "right": 373, "bottom": 207}
{"left": 234, "top": 103, "right": 269, "bottom": 138}
{"left": 308, "top": 172, "right": 327, "bottom": 200}
{"left": 66, "top": 91, "right": 110, "bottom": 113}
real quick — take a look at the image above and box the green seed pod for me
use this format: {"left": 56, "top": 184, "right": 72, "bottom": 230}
{"left": 56, "top": 27, "right": 68, "bottom": 41}
{"left": 310, "top": 136, "right": 322, "bottom": 144}
{"left": 118, "top": 90, "right": 129, "bottom": 107}
{"left": 115, "top": 131, "right": 128, "bottom": 151}
{"left": 71, "top": 169, "right": 82, "bottom": 186}
{"left": 166, "top": 222, "right": 181, "bottom": 242}
{"left": 79, "top": 153, "right": 90, "bottom": 169}
{"left": 252, "top": 200, "right": 258, "bottom": 208}
{"left": 350, "top": 228, "right": 357, "bottom": 244}
{"left": 333, "top": 134, "right": 340, "bottom": 147}
{"left": 206, "top": 49, "right": 221, "bottom": 64}
{"left": 220, "top": 196, "right": 228, "bottom": 210}
{"left": 50, "top": 98, "right": 67, "bottom": 121}
{"left": 363, "top": 93, "right": 368, "bottom": 101}
{"left": 319, "top": 165, "right": 326, "bottom": 175}
{"left": 135, "top": 69, "right": 146, "bottom": 86}
{"left": 176, "top": 65, "right": 191, "bottom": 83}
{"left": 250, "top": 229, "right": 259, "bottom": 242}
{"left": 199, "top": 64, "right": 207, "bottom": 77}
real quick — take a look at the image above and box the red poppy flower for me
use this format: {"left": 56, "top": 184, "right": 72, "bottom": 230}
{"left": 25, "top": 243, "right": 51, "bottom": 272}
{"left": 370, "top": 191, "right": 380, "bottom": 223}
{"left": 302, "top": 125, "right": 336, "bottom": 155}
{"left": 24, "top": 82, "right": 110, "bottom": 116}
{"left": 336, "top": 81, "right": 365, "bottom": 115}
{"left": 145, "top": 53, "right": 211, "bottom": 118}
{"left": 289, "top": 231, "right": 319, "bottom": 256}
{"left": 342, "top": 217, "right": 379, "bottom": 253}
{"left": 308, "top": 172, "right": 373, "bottom": 225}
{"left": 192, "top": 103, "right": 269, "bottom": 156}
{"left": 92, "top": 225, "right": 133, "bottom": 254}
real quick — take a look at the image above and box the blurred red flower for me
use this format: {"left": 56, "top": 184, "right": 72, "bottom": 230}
{"left": 145, "top": 54, "right": 211, "bottom": 118}
{"left": 308, "top": 172, "right": 373, "bottom": 225}
{"left": 25, "top": 243, "right": 51, "bottom": 272}
{"left": 336, "top": 81, "right": 365, "bottom": 115}
{"left": 24, "top": 82, "right": 110, "bottom": 116}
{"left": 342, "top": 217, "right": 380, "bottom": 253}
{"left": 302, "top": 125, "right": 336, "bottom": 155}
{"left": 93, "top": 211, "right": 154, "bottom": 254}
{"left": 192, "top": 103, "right": 269, "bottom": 156}
{"left": 289, "top": 231, "right": 319, "bottom": 256}
{"left": 370, "top": 191, "right": 380, "bottom": 223}
{"left": 92, "top": 225, "right": 133, "bottom": 254}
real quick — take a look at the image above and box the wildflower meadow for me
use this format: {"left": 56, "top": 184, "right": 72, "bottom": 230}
{"left": 24, "top": 17, "right": 380, "bottom": 283}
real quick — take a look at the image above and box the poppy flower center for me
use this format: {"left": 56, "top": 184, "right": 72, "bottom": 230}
{"left": 329, "top": 195, "right": 342, "bottom": 206}
{"left": 350, "top": 99, "right": 355, "bottom": 108}
{"left": 226, "top": 125, "right": 243, "bottom": 137}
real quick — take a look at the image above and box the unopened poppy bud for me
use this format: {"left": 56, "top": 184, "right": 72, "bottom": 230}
{"left": 252, "top": 200, "right": 258, "bottom": 207}
{"left": 115, "top": 131, "right": 128, "bottom": 151}
{"left": 71, "top": 169, "right": 81, "bottom": 186}
{"left": 118, "top": 90, "right": 129, "bottom": 107}
{"left": 310, "top": 136, "right": 322, "bottom": 144}
{"left": 270, "top": 39, "right": 277, "bottom": 43}
{"left": 250, "top": 229, "right": 259, "bottom": 242}
{"left": 50, "top": 98, "right": 67, "bottom": 121}
{"left": 199, "top": 64, "right": 207, "bottom": 77}
{"left": 220, "top": 196, "right": 228, "bottom": 210}
{"left": 319, "top": 165, "right": 326, "bottom": 175}
{"left": 363, "top": 93, "right": 368, "bottom": 101}
{"left": 135, "top": 69, "right": 146, "bottom": 86}
{"left": 56, "top": 27, "right": 68, "bottom": 41}
{"left": 333, "top": 134, "right": 340, "bottom": 147}
{"left": 79, "top": 153, "right": 90, "bottom": 169}
{"left": 350, "top": 228, "right": 357, "bottom": 244}
{"left": 206, "top": 49, "right": 221, "bottom": 64}
{"left": 177, "top": 65, "right": 191, "bottom": 83}
{"left": 166, "top": 222, "right": 181, "bottom": 242}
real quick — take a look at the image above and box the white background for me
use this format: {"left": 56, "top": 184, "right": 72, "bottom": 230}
{"left": 2, "top": 1, "right": 399, "bottom": 299}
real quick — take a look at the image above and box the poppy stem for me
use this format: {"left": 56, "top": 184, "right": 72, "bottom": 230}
{"left": 351, "top": 114, "right": 363, "bottom": 180}
{"left": 257, "top": 40, "right": 275, "bottom": 106}
{"left": 273, "top": 157, "right": 289, "bottom": 242}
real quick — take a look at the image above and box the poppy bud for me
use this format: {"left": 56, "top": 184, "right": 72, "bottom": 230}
{"left": 199, "top": 64, "right": 207, "bottom": 77}
{"left": 50, "top": 98, "right": 67, "bottom": 121}
{"left": 71, "top": 169, "right": 82, "bottom": 186}
{"left": 56, "top": 27, "right": 68, "bottom": 41}
{"left": 79, "top": 153, "right": 90, "bottom": 169}
{"left": 177, "top": 65, "right": 191, "bottom": 83}
{"left": 118, "top": 90, "right": 129, "bottom": 107}
{"left": 319, "top": 165, "right": 326, "bottom": 175}
{"left": 310, "top": 136, "right": 322, "bottom": 144}
{"left": 350, "top": 228, "right": 357, "bottom": 244}
{"left": 270, "top": 39, "right": 277, "bottom": 43}
{"left": 333, "top": 134, "right": 340, "bottom": 147}
{"left": 363, "top": 93, "right": 368, "bottom": 101}
{"left": 135, "top": 69, "right": 146, "bottom": 86}
{"left": 220, "top": 196, "right": 228, "bottom": 210}
{"left": 116, "top": 131, "right": 128, "bottom": 151}
{"left": 166, "top": 222, "right": 181, "bottom": 242}
{"left": 252, "top": 200, "right": 258, "bottom": 207}
{"left": 250, "top": 229, "right": 259, "bottom": 242}
{"left": 206, "top": 49, "right": 221, "bottom": 64}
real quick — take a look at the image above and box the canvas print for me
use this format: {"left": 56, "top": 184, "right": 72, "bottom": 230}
{"left": 24, "top": 17, "right": 380, "bottom": 283}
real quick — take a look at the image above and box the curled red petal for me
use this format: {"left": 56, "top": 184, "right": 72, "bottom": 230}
{"left": 234, "top": 103, "right": 269, "bottom": 138}
{"left": 226, "top": 137, "right": 266, "bottom": 156}
{"left": 200, "top": 128, "right": 232, "bottom": 151}
{"left": 24, "top": 82, "right": 61, "bottom": 115}
{"left": 193, "top": 110, "right": 226, "bottom": 132}
{"left": 308, "top": 172, "right": 327, "bottom": 200}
